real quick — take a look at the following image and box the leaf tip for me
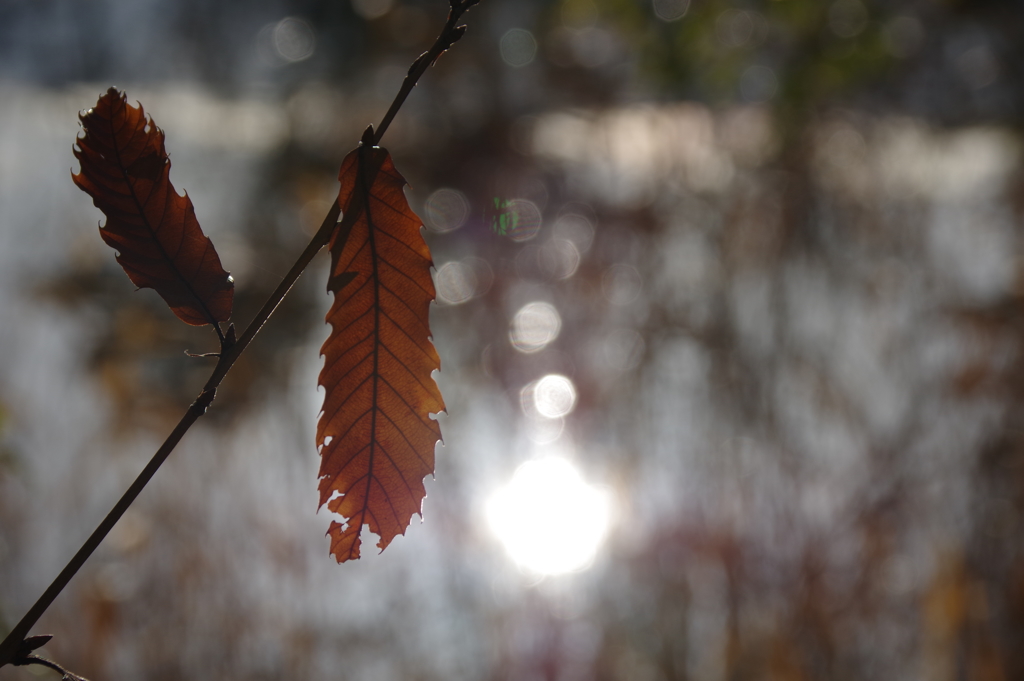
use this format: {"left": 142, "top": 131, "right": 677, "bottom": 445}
{"left": 328, "top": 520, "right": 362, "bottom": 563}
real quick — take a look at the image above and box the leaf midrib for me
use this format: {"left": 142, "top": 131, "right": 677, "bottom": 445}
{"left": 358, "top": 146, "right": 381, "bottom": 550}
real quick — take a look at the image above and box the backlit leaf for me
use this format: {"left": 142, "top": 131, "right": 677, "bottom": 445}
{"left": 318, "top": 143, "right": 444, "bottom": 562}
{"left": 73, "top": 88, "right": 234, "bottom": 327}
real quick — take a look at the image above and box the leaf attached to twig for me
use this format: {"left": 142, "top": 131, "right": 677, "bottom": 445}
{"left": 318, "top": 143, "right": 444, "bottom": 562}
{"left": 73, "top": 87, "right": 234, "bottom": 327}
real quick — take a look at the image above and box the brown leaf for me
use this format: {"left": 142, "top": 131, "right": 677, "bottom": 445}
{"left": 317, "top": 143, "right": 444, "bottom": 562}
{"left": 73, "top": 88, "right": 233, "bottom": 327}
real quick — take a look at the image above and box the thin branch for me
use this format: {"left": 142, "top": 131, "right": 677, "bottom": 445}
{"left": 15, "top": 654, "right": 90, "bottom": 681}
{"left": 0, "top": 0, "right": 481, "bottom": 670}
{"left": 374, "top": 0, "right": 481, "bottom": 145}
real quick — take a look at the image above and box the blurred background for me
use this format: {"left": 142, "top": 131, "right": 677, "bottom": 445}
{"left": 2, "top": 0, "right": 1024, "bottom": 679}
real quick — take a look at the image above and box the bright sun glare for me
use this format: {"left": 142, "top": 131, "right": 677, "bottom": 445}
{"left": 486, "top": 458, "right": 612, "bottom": 575}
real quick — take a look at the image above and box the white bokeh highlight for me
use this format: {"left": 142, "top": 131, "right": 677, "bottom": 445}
{"left": 510, "top": 302, "right": 562, "bottom": 353}
{"left": 486, "top": 458, "right": 612, "bottom": 575}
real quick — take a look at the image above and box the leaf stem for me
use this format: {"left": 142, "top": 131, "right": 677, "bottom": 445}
{"left": 0, "top": 0, "right": 480, "bottom": 670}
{"left": 16, "top": 654, "right": 90, "bottom": 680}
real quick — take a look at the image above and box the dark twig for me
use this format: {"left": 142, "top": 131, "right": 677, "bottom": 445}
{"left": 373, "top": 0, "right": 481, "bottom": 145}
{"left": 15, "top": 654, "right": 90, "bottom": 681}
{"left": 0, "top": 0, "right": 481, "bottom": 670}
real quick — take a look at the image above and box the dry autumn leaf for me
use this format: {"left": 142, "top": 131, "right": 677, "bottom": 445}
{"left": 318, "top": 142, "right": 444, "bottom": 562}
{"left": 73, "top": 87, "right": 234, "bottom": 327}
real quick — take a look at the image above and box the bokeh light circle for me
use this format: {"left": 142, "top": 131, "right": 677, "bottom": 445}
{"left": 553, "top": 213, "right": 595, "bottom": 253}
{"left": 506, "top": 199, "right": 543, "bottom": 242}
{"left": 500, "top": 28, "right": 538, "bottom": 68}
{"left": 653, "top": 0, "right": 690, "bottom": 22}
{"left": 434, "top": 261, "right": 477, "bottom": 305}
{"left": 719, "top": 10, "right": 757, "bottom": 48}
{"left": 539, "top": 238, "right": 580, "bottom": 280}
{"left": 532, "top": 374, "right": 577, "bottom": 418}
{"left": 486, "top": 458, "right": 612, "bottom": 575}
{"left": 424, "top": 188, "right": 470, "bottom": 233}
{"left": 351, "top": 0, "right": 393, "bottom": 20}
{"left": 510, "top": 301, "right": 562, "bottom": 353}
{"left": 273, "top": 17, "right": 316, "bottom": 63}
